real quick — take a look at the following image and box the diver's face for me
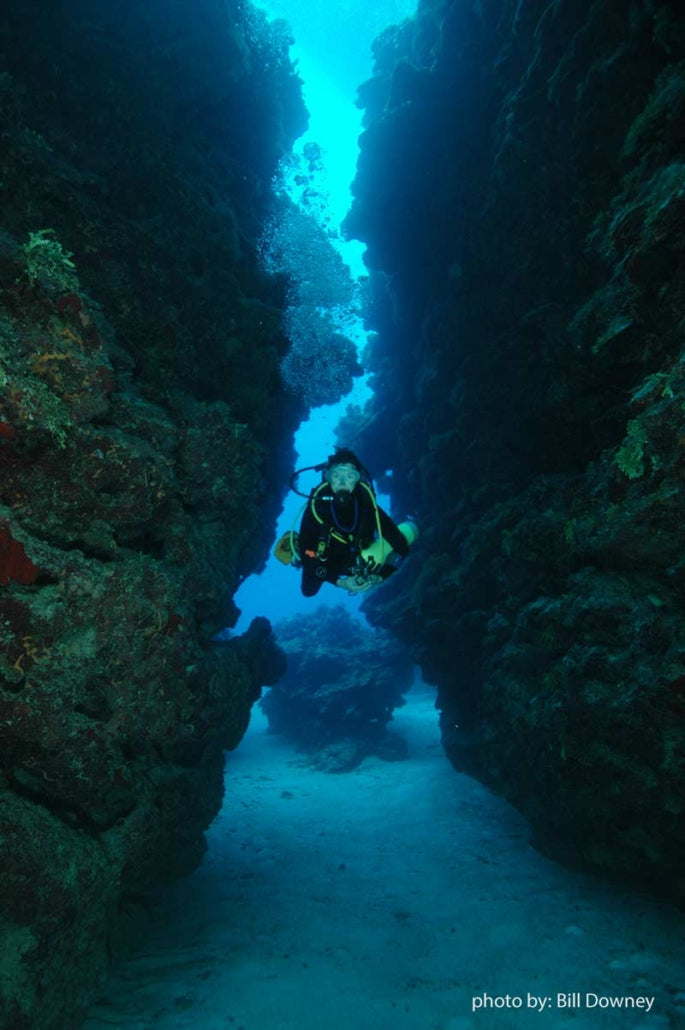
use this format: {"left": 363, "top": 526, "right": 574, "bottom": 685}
{"left": 327, "top": 464, "right": 360, "bottom": 494}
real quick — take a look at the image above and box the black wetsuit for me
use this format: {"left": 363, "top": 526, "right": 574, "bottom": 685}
{"left": 299, "top": 482, "right": 409, "bottom": 597}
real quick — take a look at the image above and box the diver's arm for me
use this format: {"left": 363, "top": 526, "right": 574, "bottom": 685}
{"left": 298, "top": 506, "right": 324, "bottom": 596}
{"left": 377, "top": 508, "right": 410, "bottom": 557}
{"left": 298, "top": 504, "right": 318, "bottom": 556}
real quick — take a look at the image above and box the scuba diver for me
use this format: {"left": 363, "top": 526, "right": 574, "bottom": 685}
{"left": 275, "top": 448, "right": 417, "bottom": 597}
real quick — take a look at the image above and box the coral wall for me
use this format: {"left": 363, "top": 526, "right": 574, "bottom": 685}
{"left": 346, "top": 0, "right": 685, "bottom": 900}
{"left": 264, "top": 606, "right": 413, "bottom": 770}
{"left": 0, "top": 2, "right": 302, "bottom": 1027}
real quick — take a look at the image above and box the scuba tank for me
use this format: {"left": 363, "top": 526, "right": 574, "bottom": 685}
{"left": 360, "top": 520, "right": 419, "bottom": 570}
{"left": 274, "top": 530, "right": 300, "bottom": 565}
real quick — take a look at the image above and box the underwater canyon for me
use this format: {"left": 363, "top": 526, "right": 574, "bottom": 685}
{"left": 0, "top": 1, "right": 684, "bottom": 1028}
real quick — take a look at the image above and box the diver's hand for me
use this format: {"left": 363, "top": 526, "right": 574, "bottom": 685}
{"left": 336, "top": 574, "right": 382, "bottom": 595}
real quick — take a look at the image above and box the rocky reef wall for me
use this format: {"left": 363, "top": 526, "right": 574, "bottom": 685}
{"left": 0, "top": 3, "right": 303, "bottom": 1027}
{"left": 264, "top": 606, "right": 414, "bottom": 771}
{"left": 345, "top": 0, "right": 685, "bottom": 900}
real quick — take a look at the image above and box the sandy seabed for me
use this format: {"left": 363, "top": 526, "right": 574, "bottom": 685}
{"left": 84, "top": 687, "right": 685, "bottom": 1030}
